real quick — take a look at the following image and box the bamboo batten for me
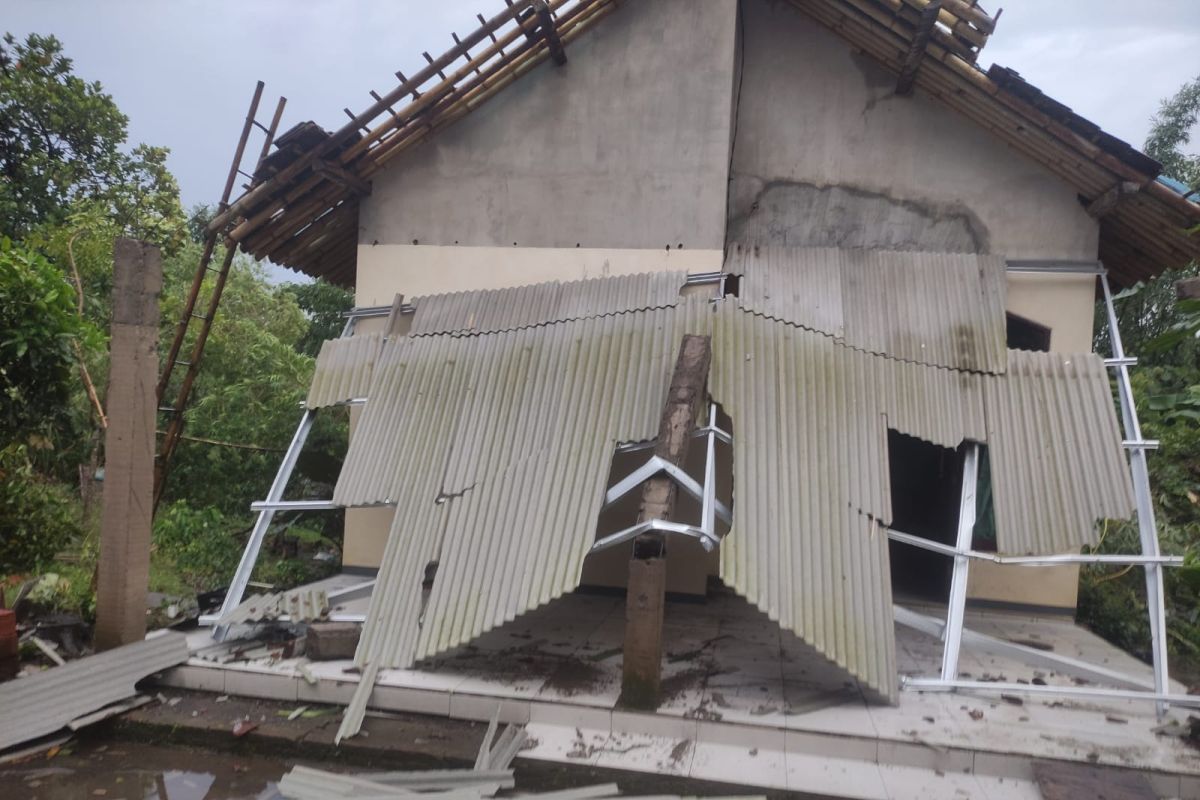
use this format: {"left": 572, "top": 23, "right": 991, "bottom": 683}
{"left": 229, "top": 0, "right": 613, "bottom": 285}
{"left": 213, "top": 0, "right": 1197, "bottom": 291}
{"left": 791, "top": 0, "right": 1200, "bottom": 286}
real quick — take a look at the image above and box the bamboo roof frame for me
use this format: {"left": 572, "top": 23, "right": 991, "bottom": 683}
{"left": 209, "top": 0, "right": 1198, "bottom": 289}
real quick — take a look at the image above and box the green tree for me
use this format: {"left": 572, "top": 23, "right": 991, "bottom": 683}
{"left": 1144, "top": 74, "right": 1200, "bottom": 194}
{"left": 0, "top": 238, "right": 95, "bottom": 445}
{"left": 283, "top": 280, "right": 355, "bottom": 357}
{"left": 0, "top": 33, "right": 186, "bottom": 250}
{"left": 1079, "top": 75, "right": 1200, "bottom": 676}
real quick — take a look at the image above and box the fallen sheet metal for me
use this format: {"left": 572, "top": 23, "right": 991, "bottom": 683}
{"left": 729, "top": 244, "right": 1008, "bottom": 373}
{"left": 408, "top": 271, "right": 687, "bottom": 337}
{"left": 0, "top": 631, "right": 188, "bottom": 751}
{"left": 219, "top": 587, "right": 329, "bottom": 625}
{"left": 983, "top": 349, "right": 1136, "bottom": 554}
{"left": 307, "top": 332, "right": 384, "bottom": 408}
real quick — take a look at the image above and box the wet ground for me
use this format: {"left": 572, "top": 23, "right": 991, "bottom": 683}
{"left": 1, "top": 739, "right": 303, "bottom": 800}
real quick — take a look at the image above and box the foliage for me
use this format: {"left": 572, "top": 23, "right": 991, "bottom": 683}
{"left": 0, "top": 444, "right": 80, "bottom": 575}
{"left": 153, "top": 502, "right": 246, "bottom": 590}
{"left": 1144, "top": 74, "right": 1200, "bottom": 193}
{"left": 282, "top": 280, "right": 355, "bottom": 358}
{"left": 0, "top": 34, "right": 186, "bottom": 250}
{"left": 0, "top": 238, "right": 96, "bottom": 445}
{"left": 157, "top": 245, "right": 349, "bottom": 515}
{"left": 0, "top": 31, "right": 348, "bottom": 616}
{"left": 153, "top": 501, "right": 340, "bottom": 593}
{"left": 186, "top": 203, "right": 216, "bottom": 244}
{"left": 1083, "top": 271, "right": 1200, "bottom": 672}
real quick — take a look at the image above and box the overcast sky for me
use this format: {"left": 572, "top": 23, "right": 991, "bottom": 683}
{"left": 7, "top": 1, "right": 1200, "bottom": 212}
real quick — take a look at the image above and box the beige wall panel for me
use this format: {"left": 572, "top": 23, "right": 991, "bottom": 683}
{"left": 343, "top": 506, "right": 395, "bottom": 571}
{"left": 355, "top": 244, "right": 723, "bottom": 306}
{"left": 1006, "top": 273, "right": 1097, "bottom": 354}
{"left": 967, "top": 562, "right": 1081, "bottom": 610}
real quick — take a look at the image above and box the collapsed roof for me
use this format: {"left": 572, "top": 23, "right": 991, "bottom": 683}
{"left": 208, "top": 0, "right": 1200, "bottom": 289}
{"left": 312, "top": 251, "right": 1133, "bottom": 737}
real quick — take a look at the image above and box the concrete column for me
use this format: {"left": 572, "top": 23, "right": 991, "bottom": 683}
{"left": 94, "top": 238, "right": 161, "bottom": 650}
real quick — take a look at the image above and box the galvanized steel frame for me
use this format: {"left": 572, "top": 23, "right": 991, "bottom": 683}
{"left": 891, "top": 261, "right": 1176, "bottom": 713}
{"left": 200, "top": 314, "right": 365, "bottom": 630}
{"left": 591, "top": 406, "right": 731, "bottom": 553}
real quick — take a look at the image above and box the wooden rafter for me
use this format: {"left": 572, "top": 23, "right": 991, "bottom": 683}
{"left": 895, "top": 0, "right": 941, "bottom": 96}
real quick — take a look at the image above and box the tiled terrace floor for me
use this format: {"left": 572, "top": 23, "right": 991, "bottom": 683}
{"left": 169, "top": 577, "right": 1200, "bottom": 799}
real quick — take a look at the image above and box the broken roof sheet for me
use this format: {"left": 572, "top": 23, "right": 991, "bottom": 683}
{"left": 409, "top": 271, "right": 688, "bottom": 337}
{"left": 0, "top": 631, "right": 188, "bottom": 751}
{"left": 729, "top": 245, "right": 1008, "bottom": 373}
{"left": 983, "top": 349, "right": 1136, "bottom": 555}
{"left": 345, "top": 300, "right": 713, "bottom": 670}
{"left": 307, "top": 332, "right": 383, "bottom": 408}
{"left": 325, "top": 260, "right": 1137, "bottom": 729}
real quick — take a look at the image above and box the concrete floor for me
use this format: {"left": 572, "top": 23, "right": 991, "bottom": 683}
{"left": 167, "top": 578, "right": 1200, "bottom": 799}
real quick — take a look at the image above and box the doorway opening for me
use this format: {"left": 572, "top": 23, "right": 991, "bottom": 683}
{"left": 886, "top": 431, "right": 967, "bottom": 603}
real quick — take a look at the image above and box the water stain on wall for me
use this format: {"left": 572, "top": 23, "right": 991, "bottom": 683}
{"left": 727, "top": 179, "right": 990, "bottom": 254}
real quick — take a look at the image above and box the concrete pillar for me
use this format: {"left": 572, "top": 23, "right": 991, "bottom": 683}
{"left": 94, "top": 238, "right": 161, "bottom": 650}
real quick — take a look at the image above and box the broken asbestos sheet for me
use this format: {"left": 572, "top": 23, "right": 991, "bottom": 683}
{"left": 0, "top": 630, "right": 188, "bottom": 752}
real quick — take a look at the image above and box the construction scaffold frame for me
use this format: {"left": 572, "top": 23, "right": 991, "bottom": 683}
{"left": 888, "top": 259, "right": 1189, "bottom": 715}
{"left": 203, "top": 261, "right": 1193, "bottom": 714}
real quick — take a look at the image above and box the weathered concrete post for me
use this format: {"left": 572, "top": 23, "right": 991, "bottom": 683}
{"left": 94, "top": 238, "right": 162, "bottom": 650}
{"left": 620, "top": 334, "right": 711, "bottom": 709}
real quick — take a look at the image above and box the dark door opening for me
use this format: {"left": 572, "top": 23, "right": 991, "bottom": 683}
{"left": 886, "top": 431, "right": 966, "bottom": 603}
{"left": 1006, "top": 312, "right": 1052, "bottom": 352}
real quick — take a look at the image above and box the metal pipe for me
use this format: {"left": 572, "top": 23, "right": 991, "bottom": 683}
{"left": 249, "top": 500, "right": 338, "bottom": 511}
{"left": 701, "top": 404, "right": 717, "bottom": 535}
{"left": 1005, "top": 260, "right": 1106, "bottom": 275}
{"left": 901, "top": 677, "right": 1200, "bottom": 708}
{"left": 1101, "top": 271, "right": 1170, "bottom": 716}
{"left": 940, "top": 443, "right": 979, "bottom": 681}
{"left": 886, "top": 528, "right": 1184, "bottom": 566}
{"left": 894, "top": 605, "right": 1155, "bottom": 692}
{"left": 209, "top": 409, "right": 316, "bottom": 636}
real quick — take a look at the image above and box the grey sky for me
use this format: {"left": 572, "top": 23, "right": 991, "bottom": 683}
{"left": 7, "top": 1, "right": 1200, "bottom": 212}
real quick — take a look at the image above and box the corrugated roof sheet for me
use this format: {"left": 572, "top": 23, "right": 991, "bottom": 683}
{"left": 327, "top": 263, "right": 1137, "bottom": 728}
{"left": 345, "top": 300, "right": 713, "bottom": 674}
{"left": 711, "top": 306, "right": 994, "bottom": 701}
{"left": 408, "top": 271, "right": 688, "bottom": 337}
{"left": 983, "top": 350, "right": 1135, "bottom": 555}
{"left": 729, "top": 245, "right": 1008, "bottom": 373}
{"left": 219, "top": 587, "right": 329, "bottom": 625}
{"left": 307, "top": 332, "right": 383, "bottom": 408}
{"left": 0, "top": 631, "right": 188, "bottom": 751}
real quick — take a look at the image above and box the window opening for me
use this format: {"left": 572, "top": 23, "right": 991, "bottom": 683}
{"left": 1006, "top": 312, "right": 1051, "bottom": 352}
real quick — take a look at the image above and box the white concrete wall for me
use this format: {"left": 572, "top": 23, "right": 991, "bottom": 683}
{"left": 359, "top": 0, "right": 739, "bottom": 253}
{"left": 728, "top": 0, "right": 1098, "bottom": 262}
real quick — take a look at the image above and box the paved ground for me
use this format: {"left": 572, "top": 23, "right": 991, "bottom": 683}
{"left": 169, "top": 584, "right": 1200, "bottom": 798}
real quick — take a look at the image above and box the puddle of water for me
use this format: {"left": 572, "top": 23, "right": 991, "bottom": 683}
{"left": 0, "top": 740, "right": 290, "bottom": 800}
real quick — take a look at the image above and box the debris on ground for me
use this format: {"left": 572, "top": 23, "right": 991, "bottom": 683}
{"left": 0, "top": 631, "right": 188, "bottom": 752}
{"left": 232, "top": 719, "right": 259, "bottom": 737}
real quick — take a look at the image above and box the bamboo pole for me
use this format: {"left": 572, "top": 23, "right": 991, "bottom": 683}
{"left": 158, "top": 82, "right": 263, "bottom": 405}
{"left": 206, "top": 0, "right": 538, "bottom": 235}
{"left": 235, "top": 0, "right": 611, "bottom": 265}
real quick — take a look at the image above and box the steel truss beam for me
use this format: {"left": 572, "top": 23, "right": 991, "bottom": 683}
{"left": 592, "top": 405, "right": 731, "bottom": 554}
{"left": 894, "top": 260, "right": 1175, "bottom": 713}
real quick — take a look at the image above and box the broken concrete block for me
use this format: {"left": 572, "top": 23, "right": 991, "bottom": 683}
{"left": 305, "top": 622, "right": 361, "bottom": 661}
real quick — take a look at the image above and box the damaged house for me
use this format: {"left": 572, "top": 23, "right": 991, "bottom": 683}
{"left": 160, "top": 0, "right": 1200, "bottom": 794}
